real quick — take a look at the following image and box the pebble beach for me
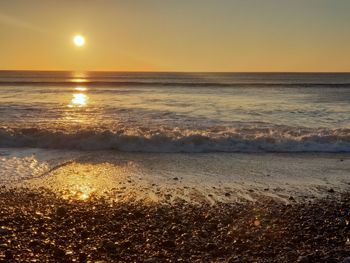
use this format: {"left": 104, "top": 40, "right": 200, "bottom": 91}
{"left": 2, "top": 187, "right": 350, "bottom": 262}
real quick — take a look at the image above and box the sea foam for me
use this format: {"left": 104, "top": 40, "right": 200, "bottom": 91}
{"left": 1, "top": 127, "right": 349, "bottom": 153}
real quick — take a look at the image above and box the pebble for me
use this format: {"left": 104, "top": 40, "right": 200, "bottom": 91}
{"left": 0, "top": 228, "right": 11, "bottom": 235}
{"left": 4, "top": 250, "right": 13, "bottom": 259}
{"left": 101, "top": 240, "right": 117, "bottom": 252}
{"left": 144, "top": 258, "right": 158, "bottom": 263}
{"left": 56, "top": 206, "right": 67, "bottom": 217}
{"left": 297, "top": 255, "right": 311, "bottom": 263}
{"left": 78, "top": 252, "right": 88, "bottom": 262}
{"left": 205, "top": 243, "right": 218, "bottom": 251}
{"left": 2, "top": 188, "right": 350, "bottom": 262}
{"left": 162, "top": 240, "right": 176, "bottom": 248}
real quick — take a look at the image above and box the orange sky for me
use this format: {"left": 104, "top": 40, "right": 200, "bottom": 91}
{"left": 1, "top": 0, "right": 350, "bottom": 72}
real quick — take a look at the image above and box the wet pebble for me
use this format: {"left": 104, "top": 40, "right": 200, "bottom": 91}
{"left": 205, "top": 243, "right": 218, "bottom": 251}
{"left": 101, "top": 240, "right": 118, "bottom": 253}
{"left": 56, "top": 206, "right": 67, "bottom": 217}
{"left": 297, "top": 255, "right": 312, "bottom": 263}
{"left": 0, "top": 228, "right": 11, "bottom": 235}
{"left": 162, "top": 240, "right": 176, "bottom": 248}
{"left": 2, "top": 188, "right": 350, "bottom": 262}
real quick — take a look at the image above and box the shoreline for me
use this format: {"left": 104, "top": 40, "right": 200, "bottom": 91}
{"left": 1, "top": 149, "right": 349, "bottom": 204}
{"left": 1, "top": 187, "right": 350, "bottom": 262}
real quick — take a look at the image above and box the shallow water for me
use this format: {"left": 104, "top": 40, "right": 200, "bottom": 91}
{"left": 1, "top": 148, "right": 349, "bottom": 203}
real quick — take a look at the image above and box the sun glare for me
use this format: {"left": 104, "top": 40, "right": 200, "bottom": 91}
{"left": 69, "top": 93, "right": 88, "bottom": 107}
{"left": 75, "top": 86, "right": 87, "bottom": 91}
{"left": 73, "top": 35, "right": 85, "bottom": 47}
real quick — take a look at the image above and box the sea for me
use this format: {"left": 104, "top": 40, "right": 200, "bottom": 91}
{"left": 0, "top": 71, "right": 349, "bottom": 198}
{"left": 0, "top": 71, "right": 349, "bottom": 152}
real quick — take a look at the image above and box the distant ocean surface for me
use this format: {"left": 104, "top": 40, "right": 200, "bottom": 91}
{"left": 0, "top": 71, "right": 349, "bottom": 153}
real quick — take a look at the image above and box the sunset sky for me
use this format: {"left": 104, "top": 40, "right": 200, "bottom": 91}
{"left": 1, "top": 0, "right": 350, "bottom": 72}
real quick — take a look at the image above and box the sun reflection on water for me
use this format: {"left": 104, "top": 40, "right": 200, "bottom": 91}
{"left": 75, "top": 86, "right": 87, "bottom": 91}
{"left": 37, "top": 162, "right": 134, "bottom": 202}
{"left": 63, "top": 86, "right": 91, "bottom": 123}
{"left": 71, "top": 72, "right": 87, "bottom": 83}
{"left": 62, "top": 185, "right": 96, "bottom": 201}
{"left": 69, "top": 93, "right": 88, "bottom": 107}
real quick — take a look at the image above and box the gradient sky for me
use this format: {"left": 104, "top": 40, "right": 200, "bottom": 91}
{"left": 1, "top": 0, "right": 350, "bottom": 72}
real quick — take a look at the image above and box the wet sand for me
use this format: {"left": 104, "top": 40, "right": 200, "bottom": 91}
{"left": 1, "top": 188, "right": 350, "bottom": 262}
{"left": 2, "top": 149, "right": 349, "bottom": 204}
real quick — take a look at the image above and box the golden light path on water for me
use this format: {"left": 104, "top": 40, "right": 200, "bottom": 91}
{"left": 71, "top": 72, "right": 87, "bottom": 83}
{"left": 75, "top": 86, "right": 87, "bottom": 91}
{"left": 62, "top": 85, "right": 91, "bottom": 124}
{"left": 68, "top": 86, "right": 89, "bottom": 107}
{"left": 44, "top": 162, "right": 143, "bottom": 201}
{"left": 28, "top": 161, "right": 141, "bottom": 202}
{"left": 71, "top": 93, "right": 88, "bottom": 106}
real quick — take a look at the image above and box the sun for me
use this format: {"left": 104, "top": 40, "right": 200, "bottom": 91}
{"left": 73, "top": 35, "right": 85, "bottom": 47}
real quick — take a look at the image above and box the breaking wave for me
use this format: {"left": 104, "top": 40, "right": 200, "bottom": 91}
{"left": 0, "top": 127, "right": 349, "bottom": 153}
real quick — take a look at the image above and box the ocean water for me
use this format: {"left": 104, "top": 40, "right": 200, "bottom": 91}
{"left": 0, "top": 71, "right": 349, "bottom": 153}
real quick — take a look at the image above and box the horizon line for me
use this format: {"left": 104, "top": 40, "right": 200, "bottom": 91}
{"left": 0, "top": 69, "right": 350, "bottom": 74}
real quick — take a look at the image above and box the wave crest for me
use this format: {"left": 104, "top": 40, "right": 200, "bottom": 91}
{"left": 0, "top": 127, "right": 349, "bottom": 153}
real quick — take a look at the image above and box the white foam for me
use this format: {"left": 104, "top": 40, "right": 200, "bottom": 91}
{"left": 0, "top": 127, "right": 349, "bottom": 153}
